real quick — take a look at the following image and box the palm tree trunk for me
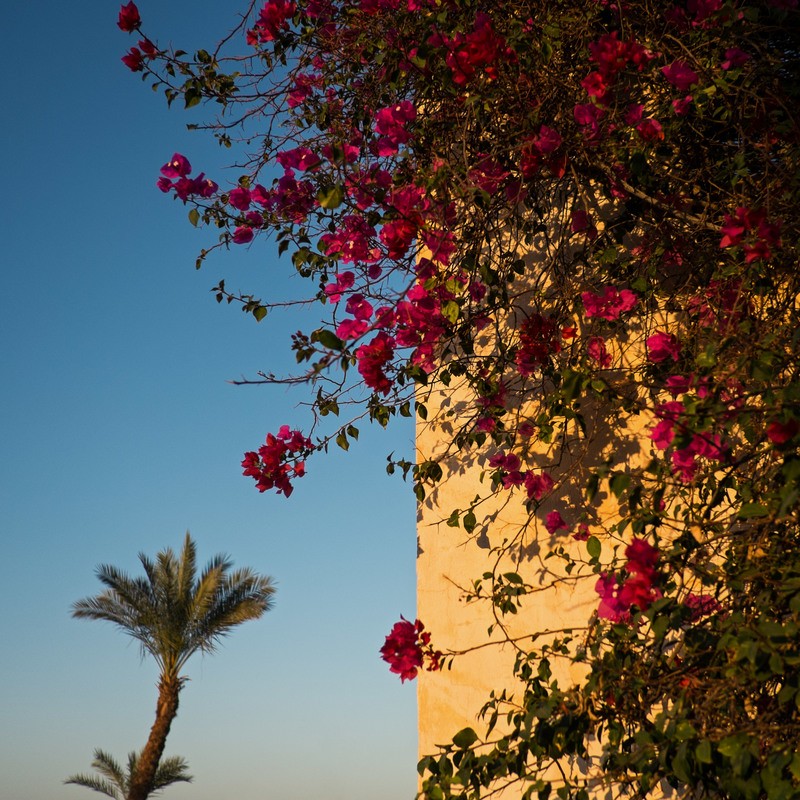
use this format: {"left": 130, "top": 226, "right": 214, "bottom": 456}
{"left": 127, "top": 674, "right": 182, "bottom": 800}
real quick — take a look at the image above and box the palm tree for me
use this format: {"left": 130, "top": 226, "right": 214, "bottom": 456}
{"left": 71, "top": 533, "right": 275, "bottom": 800}
{"left": 65, "top": 748, "right": 192, "bottom": 799}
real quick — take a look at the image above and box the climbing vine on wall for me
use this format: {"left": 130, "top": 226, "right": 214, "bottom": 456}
{"left": 119, "top": 0, "right": 800, "bottom": 796}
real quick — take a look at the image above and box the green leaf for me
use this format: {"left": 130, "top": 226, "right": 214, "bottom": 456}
{"left": 184, "top": 88, "right": 201, "bottom": 109}
{"left": 609, "top": 472, "right": 630, "bottom": 498}
{"left": 441, "top": 300, "right": 460, "bottom": 324}
{"left": 252, "top": 306, "right": 267, "bottom": 322}
{"left": 463, "top": 510, "right": 477, "bottom": 534}
{"left": 738, "top": 503, "right": 769, "bottom": 519}
{"left": 671, "top": 744, "right": 692, "bottom": 783}
{"left": 696, "top": 739, "right": 713, "bottom": 764}
{"left": 562, "top": 370, "right": 583, "bottom": 402}
{"left": 188, "top": 208, "right": 200, "bottom": 227}
{"left": 317, "top": 185, "right": 344, "bottom": 209}
{"left": 718, "top": 736, "right": 743, "bottom": 758}
{"left": 315, "top": 329, "right": 344, "bottom": 350}
{"left": 452, "top": 727, "right": 479, "bottom": 749}
{"left": 587, "top": 536, "right": 601, "bottom": 560}
{"left": 789, "top": 751, "right": 800, "bottom": 780}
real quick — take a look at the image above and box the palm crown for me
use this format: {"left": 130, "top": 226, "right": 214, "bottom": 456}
{"left": 70, "top": 533, "right": 275, "bottom": 800}
{"left": 65, "top": 749, "right": 192, "bottom": 799}
{"left": 72, "top": 532, "right": 275, "bottom": 678}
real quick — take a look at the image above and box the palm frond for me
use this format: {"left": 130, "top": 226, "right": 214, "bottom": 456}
{"left": 74, "top": 533, "right": 275, "bottom": 678}
{"left": 89, "top": 749, "right": 126, "bottom": 789}
{"left": 66, "top": 749, "right": 192, "bottom": 799}
{"left": 64, "top": 774, "right": 120, "bottom": 799}
{"left": 152, "top": 755, "right": 193, "bottom": 791}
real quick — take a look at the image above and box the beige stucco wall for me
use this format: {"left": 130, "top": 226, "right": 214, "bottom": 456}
{"left": 416, "top": 360, "right": 654, "bottom": 793}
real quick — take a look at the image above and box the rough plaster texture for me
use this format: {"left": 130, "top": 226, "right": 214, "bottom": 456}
{"left": 416, "top": 354, "right": 655, "bottom": 795}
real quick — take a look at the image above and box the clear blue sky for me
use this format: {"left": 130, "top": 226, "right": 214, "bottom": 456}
{"left": 0, "top": 3, "right": 417, "bottom": 798}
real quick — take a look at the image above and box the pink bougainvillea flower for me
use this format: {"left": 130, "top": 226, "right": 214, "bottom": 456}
{"left": 356, "top": 332, "right": 395, "bottom": 394}
{"left": 618, "top": 572, "right": 659, "bottom": 610}
{"left": 380, "top": 218, "right": 418, "bottom": 259}
{"left": 574, "top": 103, "right": 604, "bottom": 138}
{"left": 380, "top": 617, "right": 441, "bottom": 682}
{"left": 335, "top": 319, "right": 369, "bottom": 340}
{"left": 247, "top": 0, "right": 296, "bottom": 45}
{"left": 721, "top": 48, "right": 750, "bottom": 70}
{"left": 440, "top": 12, "right": 508, "bottom": 87}
{"left": 587, "top": 336, "right": 611, "bottom": 367}
{"left": 767, "top": 418, "right": 799, "bottom": 445}
{"left": 515, "top": 314, "right": 561, "bottom": 376}
{"left": 117, "top": 2, "right": 141, "bottom": 32}
{"left": 242, "top": 426, "right": 312, "bottom": 496}
{"left": 232, "top": 226, "right": 254, "bottom": 244}
{"left": 345, "top": 293, "right": 374, "bottom": 321}
{"left": 138, "top": 37, "right": 157, "bottom": 56}
{"left": 245, "top": 210, "right": 264, "bottom": 228}
{"left": 742, "top": 240, "right": 769, "bottom": 263}
{"left": 228, "top": 187, "right": 252, "bottom": 211}
{"left": 595, "top": 573, "right": 627, "bottom": 622}
{"left": 160, "top": 153, "right": 192, "bottom": 179}
{"left": 672, "top": 95, "right": 693, "bottom": 116}
{"left": 719, "top": 207, "right": 749, "bottom": 247}
{"left": 518, "top": 421, "right": 535, "bottom": 438}
{"left": 685, "top": 593, "right": 721, "bottom": 621}
{"left": 582, "top": 286, "right": 638, "bottom": 321}
{"left": 534, "top": 125, "right": 562, "bottom": 154}
{"left": 373, "top": 101, "right": 416, "bottom": 155}
{"left": 596, "top": 538, "right": 660, "bottom": 622}
{"left": 324, "top": 271, "right": 355, "bottom": 303}
{"left": 320, "top": 215, "right": 379, "bottom": 264}
{"left": 250, "top": 184, "right": 271, "bottom": 206}
{"left": 665, "top": 375, "right": 691, "bottom": 396}
{"left": 469, "top": 155, "right": 509, "bottom": 194}
{"left": 489, "top": 452, "right": 521, "bottom": 471}
{"left": 190, "top": 173, "right": 218, "bottom": 198}
{"left": 121, "top": 47, "right": 144, "bottom": 71}
{"left": 625, "top": 538, "right": 659, "bottom": 574}
{"left": 544, "top": 510, "right": 569, "bottom": 535}
{"left": 519, "top": 127, "right": 564, "bottom": 178}
{"left": 581, "top": 71, "right": 610, "bottom": 100}
{"left": 287, "top": 71, "right": 321, "bottom": 108}
{"left": 524, "top": 471, "right": 555, "bottom": 501}
{"left": 573, "top": 523, "right": 590, "bottom": 542}
{"left": 636, "top": 118, "right": 664, "bottom": 142}
{"left": 721, "top": 209, "right": 782, "bottom": 260}
{"left": 587, "top": 32, "right": 651, "bottom": 74}
{"left": 380, "top": 618, "right": 422, "bottom": 681}
{"left": 624, "top": 104, "right": 644, "bottom": 125}
{"left": 646, "top": 331, "right": 681, "bottom": 363}
{"left": 571, "top": 209, "right": 598, "bottom": 239}
{"left": 661, "top": 61, "right": 699, "bottom": 92}
{"left": 421, "top": 227, "right": 455, "bottom": 265}
{"left": 271, "top": 170, "right": 315, "bottom": 222}
{"left": 650, "top": 401, "right": 684, "bottom": 450}
{"left": 276, "top": 146, "right": 321, "bottom": 172}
